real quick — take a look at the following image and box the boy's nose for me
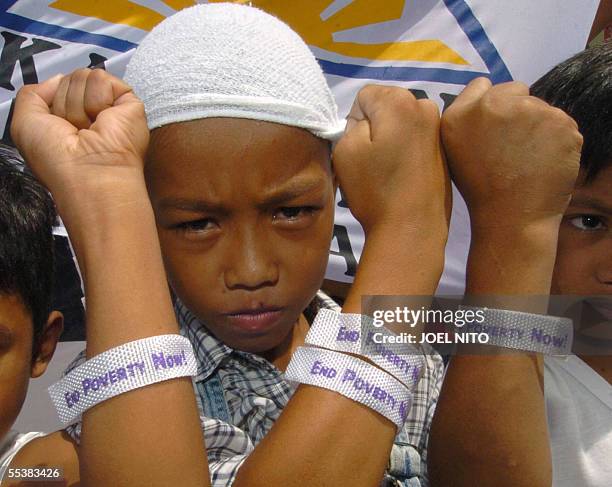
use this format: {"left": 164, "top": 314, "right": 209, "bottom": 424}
{"left": 223, "top": 227, "right": 279, "bottom": 290}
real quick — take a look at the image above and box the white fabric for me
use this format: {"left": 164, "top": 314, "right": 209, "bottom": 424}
{"left": 48, "top": 334, "right": 197, "bottom": 425}
{"left": 305, "top": 309, "right": 424, "bottom": 389}
{"left": 124, "top": 3, "right": 344, "bottom": 141}
{"left": 0, "top": 431, "right": 44, "bottom": 470}
{"left": 284, "top": 346, "right": 412, "bottom": 431}
{"left": 461, "top": 306, "right": 574, "bottom": 355}
{"left": 544, "top": 355, "right": 612, "bottom": 487}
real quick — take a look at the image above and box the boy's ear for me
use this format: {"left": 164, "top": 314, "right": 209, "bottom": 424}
{"left": 31, "top": 310, "right": 64, "bottom": 378}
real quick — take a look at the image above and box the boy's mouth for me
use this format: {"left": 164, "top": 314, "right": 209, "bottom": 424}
{"left": 224, "top": 307, "right": 285, "bottom": 333}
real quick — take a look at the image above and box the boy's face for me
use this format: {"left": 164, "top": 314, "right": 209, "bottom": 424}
{"left": 552, "top": 163, "right": 612, "bottom": 297}
{"left": 0, "top": 294, "right": 34, "bottom": 441}
{"left": 146, "top": 118, "right": 335, "bottom": 353}
{"left": 0, "top": 294, "right": 62, "bottom": 441}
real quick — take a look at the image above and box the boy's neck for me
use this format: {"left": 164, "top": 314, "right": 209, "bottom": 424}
{"left": 261, "top": 313, "right": 310, "bottom": 372}
{"left": 578, "top": 354, "right": 612, "bottom": 385}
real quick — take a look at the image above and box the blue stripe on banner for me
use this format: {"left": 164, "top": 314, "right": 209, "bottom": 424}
{"left": 443, "top": 0, "right": 513, "bottom": 83}
{"left": 320, "top": 0, "right": 513, "bottom": 85}
{"left": 0, "top": 0, "right": 137, "bottom": 53}
{"left": 318, "top": 60, "right": 492, "bottom": 85}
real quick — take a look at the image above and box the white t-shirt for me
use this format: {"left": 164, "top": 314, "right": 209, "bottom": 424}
{"left": 545, "top": 355, "right": 612, "bottom": 487}
{"left": 0, "top": 430, "right": 44, "bottom": 474}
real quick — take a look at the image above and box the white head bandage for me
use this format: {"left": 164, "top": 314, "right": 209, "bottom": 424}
{"left": 124, "top": 3, "right": 344, "bottom": 141}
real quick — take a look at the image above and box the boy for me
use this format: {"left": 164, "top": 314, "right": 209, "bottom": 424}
{"left": 428, "top": 43, "right": 611, "bottom": 487}
{"left": 11, "top": 4, "right": 450, "bottom": 486}
{"left": 0, "top": 145, "right": 64, "bottom": 476}
{"left": 9, "top": 3, "right": 582, "bottom": 486}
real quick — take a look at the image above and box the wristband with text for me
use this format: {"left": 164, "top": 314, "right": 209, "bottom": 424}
{"left": 49, "top": 334, "right": 198, "bottom": 425}
{"left": 305, "top": 309, "right": 425, "bottom": 389}
{"left": 459, "top": 306, "right": 573, "bottom": 355}
{"left": 284, "top": 346, "right": 412, "bottom": 431}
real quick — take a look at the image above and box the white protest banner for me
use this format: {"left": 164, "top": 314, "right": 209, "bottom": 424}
{"left": 0, "top": 0, "right": 600, "bottom": 295}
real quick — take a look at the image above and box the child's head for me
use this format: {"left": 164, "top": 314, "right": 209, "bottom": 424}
{"left": 531, "top": 42, "right": 612, "bottom": 296}
{"left": 125, "top": 4, "right": 342, "bottom": 353}
{"left": 0, "top": 145, "right": 63, "bottom": 440}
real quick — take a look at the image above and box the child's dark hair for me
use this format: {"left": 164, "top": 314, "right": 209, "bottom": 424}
{"left": 0, "top": 144, "right": 56, "bottom": 347}
{"left": 531, "top": 42, "right": 612, "bottom": 181}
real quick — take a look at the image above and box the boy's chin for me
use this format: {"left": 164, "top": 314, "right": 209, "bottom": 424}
{"left": 218, "top": 320, "right": 297, "bottom": 356}
{"left": 224, "top": 329, "right": 293, "bottom": 355}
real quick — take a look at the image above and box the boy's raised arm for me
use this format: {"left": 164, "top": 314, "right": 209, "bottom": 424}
{"left": 10, "top": 72, "right": 449, "bottom": 487}
{"left": 11, "top": 69, "right": 210, "bottom": 487}
{"left": 428, "top": 78, "right": 582, "bottom": 487}
{"left": 232, "top": 86, "right": 450, "bottom": 487}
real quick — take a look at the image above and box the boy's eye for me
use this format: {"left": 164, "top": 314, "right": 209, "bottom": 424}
{"left": 174, "top": 219, "right": 216, "bottom": 234}
{"left": 569, "top": 215, "right": 606, "bottom": 231}
{"left": 274, "top": 206, "right": 316, "bottom": 222}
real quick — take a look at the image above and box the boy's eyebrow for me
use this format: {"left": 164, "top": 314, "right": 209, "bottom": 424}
{"left": 158, "top": 176, "right": 327, "bottom": 212}
{"left": 569, "top": 195, "right": 612, "bottom": 215}
{"left": 158, "top": 198, "right": 224, "bottom": 213}
{"left": 261, "top": 176, "right": 327, "bottom": 206}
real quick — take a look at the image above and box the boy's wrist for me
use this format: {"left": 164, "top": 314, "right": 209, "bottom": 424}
{"left": 468, "top": 205, "right": 565, "bottom": 235}
{"left": 53, "top": 168, "right": 149, "bottom": 223}
{"left": 344, "top": 220, "right": 446, "bottom": 310}
{"left": 364, "top": 219, "right": 448, "bottom": 276}
{"left": 55, "top": 175, "right": 156, "bottom": 268}
{"left": 363, "top": 210, "right": 449, "bottom": 245}
{"left": 466, "top": 219, "right": 561, "bottom": 301}
{"left": 470, "top": 217, "right": 562, "bottom": 253}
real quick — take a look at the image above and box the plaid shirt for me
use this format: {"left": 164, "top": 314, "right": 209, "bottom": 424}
{"left": 65, "top": 291, "right": 444, "bottom": 486}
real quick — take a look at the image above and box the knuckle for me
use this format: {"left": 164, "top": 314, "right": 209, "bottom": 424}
{"left": 417, "top": 98, "right": 440, "bottom": 117}
{"left": 491, "top": 80, "right": 528, "bottom": 95}
{"left": 89, "top": 67, "right": 113, "bottom": 86}
{"left": 358, "top": 84, "right": 381, "bottom": 100}
{"left": 381, "top": 88, "right": 418, "bottom": 116}
{"left": 480, "top": 91, "right": 501, "bottom": 115}
{"left": 15, "top": 84, "right": 34, "bottom": 102}
{"left": 549, "top": 106, "right": 574, "bottom": 125}
{"left": 360, "top": 84, "right": 415, "bottom": 105}
{"left": 574, "top": 130, "right": 584, "bottom": 149}
{"left": 386, "top": 85, "right": 413, "bottom": 99}
{"left": 507, "top": 80, "right": 529, "bottom": 93}
{"left": 515, "top": 96, "right": 538, "bottom": 113}
{"left": 75, "top": 67, "right": 92, "bottom": 78}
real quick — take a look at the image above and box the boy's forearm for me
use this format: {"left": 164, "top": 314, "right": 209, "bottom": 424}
{"left": 343, "top": 221, "right": 448, "bottom": 311}
{"left": 55, "top": 175, "right": 178, "bottom": 349}
{"left": 429, "top": 223, "right": 559, "bottom": 487}
{"left": 235, "top": 386, "right": 397, "bottom": 487}
{"left": 54, "top": 176, "right": 210, "bottom": 487}
{"left": 234, "top": 221, "right": 447, "bottom": 487}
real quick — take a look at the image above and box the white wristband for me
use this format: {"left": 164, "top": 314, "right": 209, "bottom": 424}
{"left": 460, "top": 306, "right": 573, "bottom": 355}
{"left": 284, "top": 346, "right": 412, "bottom": 431}
{"left": 49, "top": 334, "right": 198, "bottom": 425}
{"left": 305, "top": 309, "right": 425, "bottom": 389}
